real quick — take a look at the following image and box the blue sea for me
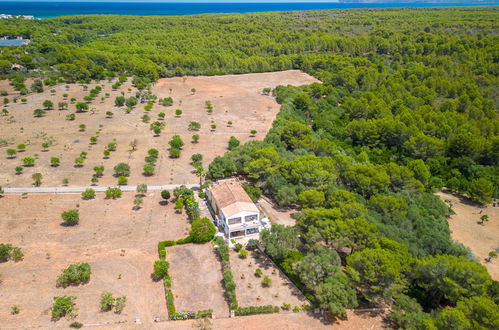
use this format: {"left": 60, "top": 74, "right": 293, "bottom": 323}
{"left": 0, "top": 1, "right": 496, "bottom": 19}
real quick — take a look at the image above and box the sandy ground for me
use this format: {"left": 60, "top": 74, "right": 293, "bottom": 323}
{"left": 436, "top": 191, "right": 499, "bottom": 280}
{"left": 167, "top": 244, "right": 229, "bottom": 318}
{"left": 257, "top": 197, "right": 298, "bottom": 226}
{"left": 81, "top": 308, "right": 386, "bottom": 330}
{"left": 0, "top": 70, "right": 319, "bottom": 187}
{"left": 229, "top": 250, "right": 307, "bottom": 309}
{"left": 0, "top": 192, "right": 190, "bottom": 328}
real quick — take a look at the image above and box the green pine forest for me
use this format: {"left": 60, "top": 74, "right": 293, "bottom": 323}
{"left": 0, "top": 6, "right": 498, "bottom": 328}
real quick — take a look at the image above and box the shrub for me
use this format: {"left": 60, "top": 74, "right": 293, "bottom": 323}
{"left": 191, "top": 153, "right": 203, "bottom": 163}
{"left": 143, "top": 164, "right": 155, "bottom": 176}
{"left": 192, "top": 134, "right": 200, "bottom": 143}
{"left": 228, "top": 136, "right": 240, "bottom": 150}
{"left": 81, "top": 188, "right": 95, "bottom": 200}
{"left": 234, "top": 243, "right": 243, "bottom": 252}
{"left": 153, "top": 260, "right": 170, "bottom": 279}
{"left": 188, "top": 121, "right": 201, "bottom": 131}
{"left": 175, "top": 109, "right": 182, "bottom": 116}
{"left": 175, "top": 237, "right": 193, "bottom": 245}
{"left": 11, "top": 305, "right": 20, "bottom": 314}
{"left": 247, "top": 239, "right": 259, "bottom": 250}
{"left": 105, "top": 187, "right": 122, "bottom": 199}
{"left": 114, "top": 296, "right": 126, "bottom": 313}
{"left": 262, "top": 276, "right": 272, "bottom": 287}
{"left": 100, "top": 292, "right": 114, "bottom": 311}
{"left": 52, "top": 296, "right": 78, "bottom": 320}
{"left": 15, "top": 166, "right": 23, "bottom": 174}
{"left": 136, "top": 183, "right": 148, "bottom": 194}
{"left": 56, "top": 263, "right": 91, "bottom": 287}
{"left": 235, "top": 305, "right": 279, "bottom": 316}
{"left": 22, "top": 156, "right": 35, "bottom": 166}
{"left": 169, "top": 147, "right": 180, "bottom": 158}
{"left": 61, "top": 209, "right": 79, "bottom": 226}
{"left": 113, "top": 162, "right": 130, "bottom": 176}
{"left": 161, "top": 190, "right": 171, "bottom": 201}
{"left": 255, "top": 268, "right": 263, "bottom": 277}
{"left": 50, "top": 157, "right": 60, "bottom": 167}
{"left": 93, "top": 165, "right": 104, "bottom": 176}
{"left": 70, "top": 321, "right": 83, "bottom": 328}
{"left": 117, "top": 176, "right": 128, "bottom": 185}
{"left": 6, "top": 148, "right": 16, "bottom": 157}
{"left": 189, "top": 218, "right": 216, "bottom": 243}
{"left": 239, "top": 249, "right": 249, "bottom": 259}
{"left": 169, "top": 135, "right": 184, "bottom": 149}
{"left": 11, "top": 247, "right": 24, "bottom": 261}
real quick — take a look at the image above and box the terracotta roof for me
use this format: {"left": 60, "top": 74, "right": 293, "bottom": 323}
{"left": 210, "top": 182, "right": 258, "bottom": 217}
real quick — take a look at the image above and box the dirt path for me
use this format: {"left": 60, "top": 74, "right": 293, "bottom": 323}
{"left": 436, "top": 191, "right": 499, "bottom": 280}
{"left": 257, "top": 197, "right": 298, "bottom": 226}
{"left": 2, "top": 184, "right": 196, "bottom": 194}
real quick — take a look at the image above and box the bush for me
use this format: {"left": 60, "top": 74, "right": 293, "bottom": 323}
{"left": 100, "top": 292, "right": 114, "bottom": 311}
{"left": 161, "top": 190, "right": 171, "bottom": 201}
{"left": 228, "top": 136, "right": 240, "bottom": 150}
{"left": 234, "top": 243, "right": 243, "bottom": 252}
{"left": 52, "top": 296, "right": 78, "bottom": 320}
{"left": 61, "top": 209, "right": 79, "bottom": 226}
{"left": 81, "top": 188, "right": 95, "bottom": 200}
{"left": 56, "top": 262, "right": 91, "bottom": 287}
{"left": 105, "top": 187, "right": 122, "bottom": 199}
{"left": 255, "top": 268, "right": 263, "bottom": 277}
{"left": 153, "top": 260, "right": 170, "bottom": 279}
{"left": 262, "top": 276, "right": 272, "bottom": 287}
{"left": 143, "top": 164, "right": 155, "bottom": 176}
{"left": 70, "top": 321, "right": 83, "bottom": 328}
{"left": 117, "top": 176, "right": 128, "bottom": 185}
{"left": 235, "top": 305, "right": 279, "bottom": 316}
{"left": 169, "top": 147, "right": 180, "bottom": 158}
{"left": 114, "top": 296, "right": 126, "bottom": 313}
{"left": 114, "top": 162, "right": 130, "bottom": 176}
{"left": 189, "top": 218, "right": 216, "bottom": 243}
{"left": 0, "top": 243, "right": 13, "bottom": 261}
{"left": 239, "top": 249, "right": 249, "bottom": 259}
{"left": 11, "top": 247, "right": 24, "bottom": 261}
{"left": 247, "top": 239, "right": 259, "bottom": 250}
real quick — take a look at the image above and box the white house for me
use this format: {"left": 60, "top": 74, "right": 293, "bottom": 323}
{"left": 207, "top": 181, "right": 264, "bottom": 240}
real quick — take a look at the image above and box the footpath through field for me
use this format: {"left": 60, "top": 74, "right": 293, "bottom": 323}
{"left": 2, "top": 184, "right": 197, "bottom": 194}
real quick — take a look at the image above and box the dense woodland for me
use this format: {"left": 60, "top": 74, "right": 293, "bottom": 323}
{"left": 0, "top": 7, "right": 498, "bottom": 328}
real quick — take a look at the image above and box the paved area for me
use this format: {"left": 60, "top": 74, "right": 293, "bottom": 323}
{"left": 2, "top": 184, "right": 197, "bottom": 194}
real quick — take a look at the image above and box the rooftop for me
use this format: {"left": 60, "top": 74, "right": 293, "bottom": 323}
{"left": 210, "top": 181, "right": 258, "bottom": 217}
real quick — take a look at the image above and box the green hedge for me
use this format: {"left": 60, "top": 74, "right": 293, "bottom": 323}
{"left": 170, "top": 309, "right": 213, "bottom": 320}
{"left": 235, "top": 305, "right": 279, "bottom": 316}
{"left": 223, "top": 269, "right": 238, "bottom": 310}
{"left": 166, "top": 289, "right": 175, "bottom": 316}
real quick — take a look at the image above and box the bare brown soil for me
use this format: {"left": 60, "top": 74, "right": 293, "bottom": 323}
{"left": 166, "top": 243, "right": 229, "bottom": 318}
{"left": 0, "top": 192, "right": 189, "bottom": 328}
{"left": 436, "top": 191, "right": 499, "bottom": 280}
{"left": 257, "top": 197, "right": 298, "bottom": 226}
{"left": 229, "top": 250, "right": 307, "bottom": 309}
{"left": 0, "top": 70, "right": 319, "bottom": 187}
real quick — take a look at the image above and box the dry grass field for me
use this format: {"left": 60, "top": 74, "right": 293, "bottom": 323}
{"left": 437, "top": 191, "right": 499, "bottom": 280}
{"left": 229, "top": 250, "right": 308, "bottom": 309}
{"left": 166, "top": 244, "right": 229, "bottom": 318}
{"left": 0, "top": 191, "right": 189, "bottom": 328}
{"left": 0, "top": 70, "right": 319, "bottom": 187}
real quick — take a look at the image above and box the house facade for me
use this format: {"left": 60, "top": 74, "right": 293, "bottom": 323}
{"left": 207, "top": 181, "right": 263, "bottom": 240}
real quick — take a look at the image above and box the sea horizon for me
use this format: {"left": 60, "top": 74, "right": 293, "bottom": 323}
{"left": 0, "top": 1, "right": 497, "bottom": 19}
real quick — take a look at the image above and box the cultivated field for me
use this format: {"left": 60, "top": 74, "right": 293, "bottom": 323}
{"left": 229, "top": 250, "right": 308, "bottom": 309}
{"left": 0, "top": 70, "right": 319, "bottom": 187}
{"left": 437, "top": 191, "right": 499, "bottom": 280}
{"left": 166, "top": 244, "right": 229, "bottom": 318}
{"left": 0, "top": 191, "right": 189, "bottom": 328}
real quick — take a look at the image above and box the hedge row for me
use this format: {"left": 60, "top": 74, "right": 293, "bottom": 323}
{"left": 235, "top": 305, "right": 280, "bottom": 316}
{"left": 170, "top": 309, "right": 213, "bottom": 320}
{"left": 166, "top": 290, "right": 175, "bottom": 316}
{"left": 214, "top": 237, "right": 239, "bottom": 310}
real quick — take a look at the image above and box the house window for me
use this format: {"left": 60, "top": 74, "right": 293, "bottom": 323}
{"left": 246, "top": 227, "right": 259, "bottom": 235}
{"left": 228, "top": 217, "right": 242, "bottom": 225}
{"left": 245, "top": 214, "right": 258, "bottom": 222}
{"left": 230, "top": 230, "right": 245, "bottom": 238}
